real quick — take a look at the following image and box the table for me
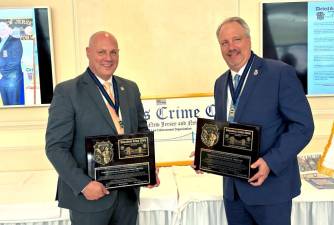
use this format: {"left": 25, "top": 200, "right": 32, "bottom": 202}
{"left": 173, "top": 166, "right": 334, "bottom": 225}
{"left": 1, "top": 167, "right": 333, "bottom": 225}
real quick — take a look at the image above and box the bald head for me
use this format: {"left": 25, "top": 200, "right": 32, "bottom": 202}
{"left": 86, "top": 31, "right": 119, "bottom": 80}
{"left": 88, "top": 31, "right": 118, "bottom": 48}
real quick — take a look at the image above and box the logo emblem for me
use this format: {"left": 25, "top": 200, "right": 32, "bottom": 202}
{"left": 93, "top": 141, "right": 114, "bottom": 165}
{"left": 316, "top": 12, "right": 325, "bottom": 20}
{"left": 201, "top": 123, "right": 219, "bottom": 147}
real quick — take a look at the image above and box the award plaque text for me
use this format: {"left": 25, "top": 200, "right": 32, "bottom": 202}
{"left": 85, "top": 131, "right": 156, "bottom": 189}
{"left": 194, "top": 118, "right": 261, "bottom": 179}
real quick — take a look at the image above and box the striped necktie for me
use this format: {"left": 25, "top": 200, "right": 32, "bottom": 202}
{"left": 103, "top": 81, "right": 124, "bottom": 134}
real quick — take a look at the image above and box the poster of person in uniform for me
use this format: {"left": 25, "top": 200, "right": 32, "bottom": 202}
{"left": 0, "top": 8, "right": 44, "bottom": 106}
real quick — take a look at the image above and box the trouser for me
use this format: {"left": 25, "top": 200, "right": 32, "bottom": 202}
{"left": 70, "top": 190, "right": 138, "bottom": 225}
{"left": 224, "top": 189, "right": 292, "bottom": 225}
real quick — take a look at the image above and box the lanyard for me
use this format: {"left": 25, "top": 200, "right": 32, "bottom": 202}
{"left": 87, "top": 68, "right": 120, "bottom": 115}
{"left": 228, "top": 52, "right": 254, "bottom": 105}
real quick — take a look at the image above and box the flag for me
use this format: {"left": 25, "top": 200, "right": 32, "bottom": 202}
{"left": 318, "top": 122, "right": 334, "bottom": 177}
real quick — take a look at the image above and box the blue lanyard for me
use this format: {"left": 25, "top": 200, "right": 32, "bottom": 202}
{"left": 228, "top": 52, "right": 254, "bottom": 105}
{"left": 87, "top": 68, "right": 120, "bottom": 115}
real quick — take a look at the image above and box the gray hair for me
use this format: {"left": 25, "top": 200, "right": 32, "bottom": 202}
{"left": 216, "top": 17, "right": 250, "bottom": 39}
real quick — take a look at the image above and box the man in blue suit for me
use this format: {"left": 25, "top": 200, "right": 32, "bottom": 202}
{"left": 46, "top": 31, "right": 149, "bottom": 225}
{"left": 0, "top": 21, "right": 24, "bottom": 105}
{"left": 214, "top": 17, "right": 314, "bottom": 225}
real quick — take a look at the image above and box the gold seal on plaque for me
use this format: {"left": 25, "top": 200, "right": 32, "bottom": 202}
{"left": 201, "top": 123, "right": 219, "bottom": 147}
{"left": 93, "top": 141, "right": 114, "bottom": 165}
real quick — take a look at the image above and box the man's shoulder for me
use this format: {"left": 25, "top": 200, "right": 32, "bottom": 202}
{"left": 215, "top": 71, "right": 229, "bottom": 83}
{"left": 54, "top": 72, "right": 86, "bottom": 90}
{"left": 114, "top": 75, "right": 138, "bottom": 87}
{"left": 8, "top": 35, "right": 21, "bottom": 43}
{"left": 261, "top": 57, "right": 292, "bottom": 70}
{"left": 114, "top": 75, "right": 135, "bottom": 83}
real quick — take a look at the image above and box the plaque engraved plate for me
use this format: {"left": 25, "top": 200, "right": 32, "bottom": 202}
{"left": 195, "top": 118, "right": 261, "bottom": 179}
{"left": 86, "top": 131, "right": 156, "bottom": 189}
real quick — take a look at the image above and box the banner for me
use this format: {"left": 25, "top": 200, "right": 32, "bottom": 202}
{"left": 142, "top": 94, "right": 214, "bottom": 164}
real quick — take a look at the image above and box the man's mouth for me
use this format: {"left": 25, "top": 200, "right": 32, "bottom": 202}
{"left": 101, "top": 64, "right": 114, "bottom": 68}
{"left": 227, "top": 50, "right": 240, "bottom": 57}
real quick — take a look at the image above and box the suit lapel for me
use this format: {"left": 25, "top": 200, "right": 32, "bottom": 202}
{"left": 0, "top": 36, "right": 11, "bottom": 52}
{"left": 235, "top": 55, "right": 263, "bottom": 121}
{"left": 115, "top": 76, "right": 131, "bottom": 134}
{"left": 81, "top": 72, "right": 118, "bottom": 133}
{"left": 221, "top": 72, "right": 229, "bottom": 118}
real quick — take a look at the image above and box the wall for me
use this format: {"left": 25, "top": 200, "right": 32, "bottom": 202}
{"left": 0, "top": 0, "right": 332, "bottom": 171}
{"left": 0, "top": 0, "right": 76, "bottom": 171}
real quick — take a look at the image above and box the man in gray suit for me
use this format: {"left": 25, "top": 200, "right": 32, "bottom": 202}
{"left": 45, "top": 31, "right": 149, "bottom": 225}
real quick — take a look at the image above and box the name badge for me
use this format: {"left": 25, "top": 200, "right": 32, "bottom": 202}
{"left": 3, "top": 50, "right": 8, "bottom": 58}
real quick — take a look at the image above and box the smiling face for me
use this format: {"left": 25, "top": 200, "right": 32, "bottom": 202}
{"left": 218, "top": 21, "right": 251, "bottom": 72}
{"left": 86, "top": 32, "right": 119, "bottom": 80}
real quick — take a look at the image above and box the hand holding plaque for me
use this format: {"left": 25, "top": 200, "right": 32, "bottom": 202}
{"left": 85, "top": 131, "right": 156, "bottom": 189}
{"left": 194, "top": 118, "right": 261, "bottom": 179}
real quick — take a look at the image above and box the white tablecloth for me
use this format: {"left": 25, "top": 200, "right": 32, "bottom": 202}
{"left": 172, "top": 166, "right": 226, "bottom": 225}
{"left": 0, "top": 168, "right": 178, "bottom": 225}
{"left": 173, "top": 166, "right": 334, "bottom": 225}
{"left": 0, "top": 170, "right": 68, "bottom": 224}
{"left": 1, "top": 167, "right": 334, "bottom": 225}
{"left": 138, "top": 167, "right": 178, "bottom": 225}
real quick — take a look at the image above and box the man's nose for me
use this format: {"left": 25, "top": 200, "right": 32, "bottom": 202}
{"left": 104, "top": 53, "right": 114, "bottom": 61}
{"left": 227, "top": 42, "right": 238, "bottom": 51}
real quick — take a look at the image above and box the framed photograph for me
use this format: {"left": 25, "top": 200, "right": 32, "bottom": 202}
{"left": 0, "top": 7, "right": 55, "bottom": 107}
{"left": 261, "top": 1, "right": 334, "bottom": 96}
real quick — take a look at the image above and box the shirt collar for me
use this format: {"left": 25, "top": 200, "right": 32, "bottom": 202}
{"left": 95, "top": 74, "right": 113, "bottom": 86}
{"left": 230, "top": 63, "right": 246, "bottom": 78}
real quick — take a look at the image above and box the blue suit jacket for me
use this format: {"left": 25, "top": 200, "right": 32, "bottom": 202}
{"left": 0, "top": 35, "right": 23, "bottom": 77}
{"left": 45, "top": 70, "right": 148, "bottom": 212}
{"left": 0, "top": 35, "right": 24, "bottom": 105}
{"left": 214, "top": 54, "right": 314, "bottom": 205}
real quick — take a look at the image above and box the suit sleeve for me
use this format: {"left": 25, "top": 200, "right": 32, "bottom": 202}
{"left": 262, "top": 65, "right": 314, "bottom": 175}
{"left": 45, "top": 84, "right": 91, "bottom": 196}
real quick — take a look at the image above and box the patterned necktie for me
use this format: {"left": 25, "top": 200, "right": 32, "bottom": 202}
{"left": 103, "top": 81, "right": 124, "bottom": 134}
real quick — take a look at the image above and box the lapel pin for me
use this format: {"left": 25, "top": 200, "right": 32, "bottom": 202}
{"left": 253, "top": 69, "right": 259, "bottom": 76}
{"left": 120, "top": 86, "right": 125, "bottom": 91}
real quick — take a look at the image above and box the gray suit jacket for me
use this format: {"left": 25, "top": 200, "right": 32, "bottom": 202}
{"left": 45, "top": 69, "right": 148, "bottom": 212}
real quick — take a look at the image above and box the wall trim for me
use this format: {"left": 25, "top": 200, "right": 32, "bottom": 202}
{"left": 0, "top": 120, "right": 46, "bottom": 130}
